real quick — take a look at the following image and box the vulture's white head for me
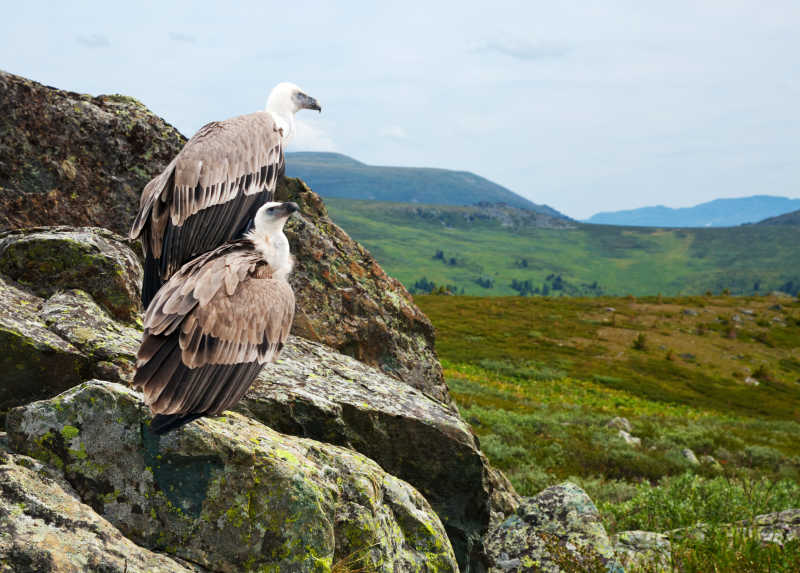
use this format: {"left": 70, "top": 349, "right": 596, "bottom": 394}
{"left": 248, "top": 201, "right": 300, "bottom": 277}
{"left": 266, "top": 83, "right": 321, "bottom": 143}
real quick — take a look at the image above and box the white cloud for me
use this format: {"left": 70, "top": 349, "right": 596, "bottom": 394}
{"left": 470, "top": 39, "right": 568, "bottom": 61}
{"left": 380, "top": 125, "right": 408, "bottom": 140}
{"left": 76, "top": 34, "right": 110, "bottom": 48}
{"left": 169, "top": 32, "right": 196, "bottom": 44}
{"left": 289, "top": 119, "right": 336, "bottom": 151}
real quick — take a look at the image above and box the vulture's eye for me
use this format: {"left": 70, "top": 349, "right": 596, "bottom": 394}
{"left": 268, "top": 208, "right": 275, "bottom": 213}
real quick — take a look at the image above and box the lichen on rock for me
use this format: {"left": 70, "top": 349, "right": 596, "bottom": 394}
{"left": 277, "top": 177, "right": 449, "bottom": 403}
{"left": 486, "top": 482, "right": 623, "bottom": 573}
{"left": 0, "top": 451, "right": 203, "bottom": 573}
{"left": 6, "top": 381, "right": 458, "bottom": 572}
{"left": 0, "top": 226, "right": 142, "bottom": 322}
{"left": 239, "top": 335, "right": 515, "bottom": 570}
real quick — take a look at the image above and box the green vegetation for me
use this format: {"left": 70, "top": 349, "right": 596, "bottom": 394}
{"left": 285, "top": 152, "right": 561, "bottom": 213}
{"left": 326, "top": 198, "right": 800, "bottom": 297}
{"left": 415, "top": 293, "right": 800, "bottom": 570}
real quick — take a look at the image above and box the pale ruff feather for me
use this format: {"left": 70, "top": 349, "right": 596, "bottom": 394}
{"left": 245, "top": 228, "right": 294, "bottom": 281}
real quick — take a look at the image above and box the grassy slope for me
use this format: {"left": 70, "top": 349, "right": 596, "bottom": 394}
{"left": 417, "top": 294, "right": 800, "bottom": 420}
{"left": 414, "top": 294, "right": 800, "bottom": 546}
{"left": 326, "top": 198, "right": 800, "bottom": 297}
{"left": 284, "top": 152, "right": 563, "bottom": 215}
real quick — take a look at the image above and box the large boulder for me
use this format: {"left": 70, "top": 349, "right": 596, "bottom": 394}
{"left": 0, "top": 277, "right": 138, "bottom": 421}
{"left": 0, "top": 451, "right": 203, "bottom": 572}
{"left": 277, "top": 178, "right": 449, "bottom": 402}
{"left": 7, "top": 381, "right": 458, "bottom": 572}
{"left": 0, "top": 70, "right": 185, "bottom": 236}
{"left": 0, "top": 276, "right": 93, "bottom": 421}
{"left": 486, "top": 482, "right": 622, "bottom": 573}
{"left": 0, "top": 226, "right": 143, "bottom": 322}
{"left": 239, "top": 335, "right": 516, "bottom": 570}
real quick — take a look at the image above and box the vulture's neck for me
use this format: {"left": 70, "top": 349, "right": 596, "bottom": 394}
{"left": 246, "top": 225, "right": 293, "bottom": 280}
{"left": 266, "top": 104, "right": 295, "bottom": 143}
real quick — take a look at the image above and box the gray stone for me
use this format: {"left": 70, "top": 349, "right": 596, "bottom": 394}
{"left": 485, "top": 482, "right": 623, "bottom": 572}
{"left": 613, "top": 530, "right": 671, "bottom": 571}
{"left": 0, "top": 227, "right": 142, "bottom": 322}
{"left": 681, "top": 448, "right": 700, "bottom": 466}
{"left": 606, "top": 416, "right": 632, "bottom": 433}
{"left": 7, "top": 381, "right": 458, "bottom": 572}
{"left": 238, "top": 335, "right": 515, "bottom": 571}
{"left": 1, "top": 451, "right": 203, "bottom": 573}
{"left": 619, "top": 430, "right": 641, "bottom": 447}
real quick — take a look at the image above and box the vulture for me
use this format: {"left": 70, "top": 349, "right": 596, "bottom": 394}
{"left": 132, "top": 201, "right": 298, "bottom": 434}
{"left": 130, "top": 82, "right": 321, "bottom": 306}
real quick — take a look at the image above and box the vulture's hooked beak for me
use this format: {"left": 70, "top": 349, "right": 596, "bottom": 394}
{"left": 297, "top": 92, "right": 322, "bottom": 113}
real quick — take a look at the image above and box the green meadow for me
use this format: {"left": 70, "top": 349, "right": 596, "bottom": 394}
{"left": 416, "top": 294, "right": 800, "bottom": 571}
{"left": 326, "top": 198, "right": 800, "bottom": 297}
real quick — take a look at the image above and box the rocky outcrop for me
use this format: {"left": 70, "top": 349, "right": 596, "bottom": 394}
{"left": 0, "top": 70, "right": 185, "bottom": 236}
{"left": 277, "top": 178, "right": 448, "bottom": 402}
{"left": 612, "top": 530, "right": 671, "bottom": 571}
{"left": 0, "top": 69, "right": 446, "bottom": 401}
{"left": 7, "top": 381, "right": 458, "bottom": 572}
{"left": 239, "top": 335, "right": 512, "bottom": 570}
{"left": 0, "top": 226, "right": 143, "bottom": 321}
{"left": 0, "top": 273, "right": 138, "bottom": 421}
{"left": 485, "top": 482, "right": 622, "bottom": 573}
{"left": 0, "top": 451, "right": 203, "bottom": 572}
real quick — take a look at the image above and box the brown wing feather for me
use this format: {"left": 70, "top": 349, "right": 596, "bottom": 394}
{"left": 129, "top": 112, "right": 284, "bottom": 305}
{"left": 133, "top": 241, "right": 295, "bottom": 418}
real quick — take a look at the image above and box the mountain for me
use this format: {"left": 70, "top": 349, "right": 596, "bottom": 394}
{"left": 586, "top": 195, "right": 800, "bottom": 228}
{"left": 325, "top": 198, "right": 800, "bottom": 298}
{"left": 285, "top": 151, "right": 566, "bottom": 218}
{"left": 756, "top": 208, "right": 800, "bottom": 226}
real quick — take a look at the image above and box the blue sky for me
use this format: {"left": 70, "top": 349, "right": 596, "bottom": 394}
{"left": 2, "top": 1, "right": 798, "bottom": 218}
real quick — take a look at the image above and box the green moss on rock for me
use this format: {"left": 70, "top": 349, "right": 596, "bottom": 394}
{"left": 6, "top": 381, "right": 458, "bottom": 572}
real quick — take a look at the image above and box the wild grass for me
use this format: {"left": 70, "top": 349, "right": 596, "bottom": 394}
{"left": 415, "top": 293, "right": 800, "bottom": 569}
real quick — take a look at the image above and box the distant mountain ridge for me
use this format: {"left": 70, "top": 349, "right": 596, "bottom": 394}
{"left": 586, "top": 195, "right": 800, "bottom": 228}
{"left": 285, "top": 152, "right": 566, "bottom": 218}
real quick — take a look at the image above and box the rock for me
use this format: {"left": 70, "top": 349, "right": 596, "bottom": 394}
{"left": 732, "top": 314, "right": 742, "bottom": 322}
{"left": 0, "top": 227, "right": 142, "bottom": 322}
{"left": 606, "top": 416, "right": 632, "bottom": 433}
{"left": 744, "top": 376, "right": 760, "bottom": 386}
{"left": 605, "top": 307, "right": 616, "bottom": 312}
{"left": 0, "top": 70, "right": 185, "bottom": 236}
{"left": 613, "top": 530, "right": 671, "bottom": 571}
{"left": 0, "top": 278, "right": 140, "bottom": 420}
{"left": 1, "top": 452, "right": 203, "bottom": 573}
{"left": 7, "top": 381, "right": 458, "bottom": 572}
{"left": 618, "top": 430, "right": 641, "bottom": 447}
{"left": 485, "top": 482, "right": 622, "bottom": 573}
{"left": 238, "top": 335, "right": 509, "bottom": 571}
{"left": 681, "top": 448, "right": 700, "bottom": 466}
{"left": 0, "top": 276, "right": 92, "bottom": 422}
{"left": 739, "top": 308, "right": 755, "bottom": 316}
{"left": 699, "top": 454, "right": 723, "bottom": 471}
{"left": 682, "top": 309, "right": 698, "bottom": 316}
{"left": 748, "top": 509, "right": 800, "bottom": 546}
{"left": 276, "top": 177, "right": 449, "bottom": 402}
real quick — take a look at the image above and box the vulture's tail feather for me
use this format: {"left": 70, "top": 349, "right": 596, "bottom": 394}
{"left": 149, "top": 413, "right": 204, "bottom": 435}
{"left": 141, "top": 253, "right": 163, "bottom": 308}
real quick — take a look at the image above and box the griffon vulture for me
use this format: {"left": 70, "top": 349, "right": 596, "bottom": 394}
{"left": 132, "top": 201, "right": 298, "bottom": 434}
{"left": 129, "top": 83, "right": 320, "bottom": 306}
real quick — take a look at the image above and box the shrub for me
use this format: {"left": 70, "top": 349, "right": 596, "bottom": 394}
{"left": 632, "top": 333, "right": 648, "bottom": 351}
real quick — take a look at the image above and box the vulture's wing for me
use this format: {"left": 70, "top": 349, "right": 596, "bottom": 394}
{"left": 129, "top": 111, "right": 284, "bottom": 306}
{"left": 132, "top": 241, "right": 295, "bottom": 430}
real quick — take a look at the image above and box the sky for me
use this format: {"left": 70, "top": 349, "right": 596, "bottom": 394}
{"left": 2, "top": 1, "right": 798, "bottom": 219}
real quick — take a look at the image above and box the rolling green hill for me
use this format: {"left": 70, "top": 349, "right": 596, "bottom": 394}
{"left": 757, "top": 208, "right": 800, "bottom": 226}
{"left": 325, "top": 198, "right": 800, "bottom": 297}
{"left": 285, "top": 152, "right": 565, "bottom": 216}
